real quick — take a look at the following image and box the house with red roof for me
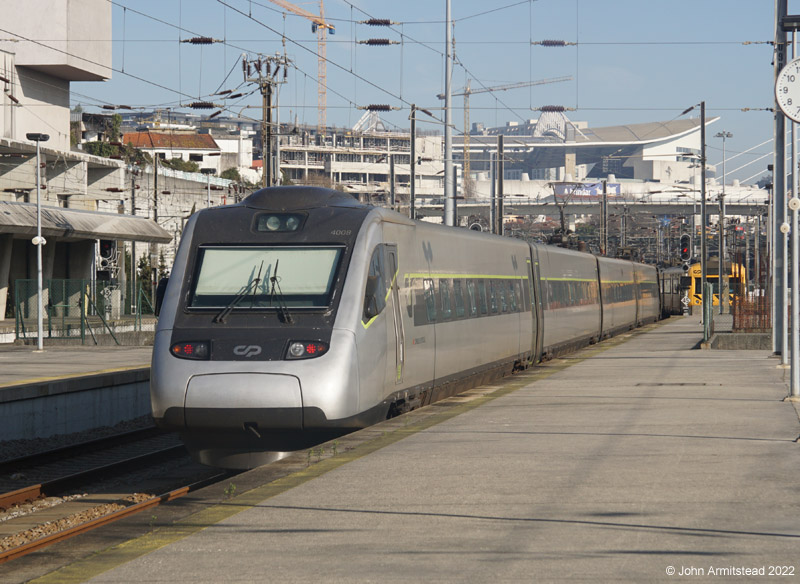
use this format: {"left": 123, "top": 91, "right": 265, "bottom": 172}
{"left": 122, "top": 132, "right": 223, "bottom": 173}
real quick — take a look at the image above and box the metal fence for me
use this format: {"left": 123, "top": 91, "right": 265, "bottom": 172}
{"left": 732, "top": 248, "right": 771, "bottom": 333}
{"left": 14, "top": 279, "right": 156, "bottom": 344}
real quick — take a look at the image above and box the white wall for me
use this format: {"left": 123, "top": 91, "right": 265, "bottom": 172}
{"left": 0, "top": 0, "right": 111, "bottom": 81}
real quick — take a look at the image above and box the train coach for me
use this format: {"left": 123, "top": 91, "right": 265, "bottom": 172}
{"left": 151, "top": 186, "right": 661, "bottom": 469}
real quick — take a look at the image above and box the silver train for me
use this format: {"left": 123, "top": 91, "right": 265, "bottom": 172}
{"left": 151, "top": 186, "right": 662, "bottom": 468}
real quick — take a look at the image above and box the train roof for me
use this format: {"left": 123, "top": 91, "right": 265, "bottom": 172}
{"left": 242, "top": 186, "right": 367, "bottom": 211}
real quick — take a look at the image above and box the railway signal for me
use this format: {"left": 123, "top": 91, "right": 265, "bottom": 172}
{"left": 679, "top": 234, "right": 691, "bottom": 262}
{"left": 99, "top": 239, "right": 116, "bottom": 260}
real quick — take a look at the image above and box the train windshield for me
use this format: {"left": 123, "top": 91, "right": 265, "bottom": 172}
{"left": 189, "top": 246, "right": 344, "bottom": 309}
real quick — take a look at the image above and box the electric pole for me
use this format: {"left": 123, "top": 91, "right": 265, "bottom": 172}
{"left": 244, "top": 53, "right": 291, "bottom": 188}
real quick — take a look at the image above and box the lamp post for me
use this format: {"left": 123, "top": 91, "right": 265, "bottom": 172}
{"left": 200, "top": 168, "right": 215, "bottom": 207}
{"left": 26, "top": 133, "right": 49, "bottom": 352}
{"left": 715, "top": 131, "right": 732, "bottom": 313}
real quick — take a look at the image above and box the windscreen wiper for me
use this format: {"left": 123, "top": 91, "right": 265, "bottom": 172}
{"left": 213, "top": 261, "right": 264, "bottom": 324}
{"left": 269, "top": 259, "right": 294, "bottom": 324}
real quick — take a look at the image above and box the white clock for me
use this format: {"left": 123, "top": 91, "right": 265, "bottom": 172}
{"left": 777, "top": 56, "right": 800, "bottom": 123}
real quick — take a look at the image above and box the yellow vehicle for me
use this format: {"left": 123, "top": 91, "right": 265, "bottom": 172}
{"left": 687, "top": 260, "right": 746, "bottom": 309}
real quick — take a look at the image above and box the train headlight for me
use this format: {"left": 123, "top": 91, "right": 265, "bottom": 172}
{"left": 265, "top": 216, "right": 282, "bottom": 231}
{"left": 286, "top": 341, "right": 329, "bottom": 359}
{"left": 285, "top": 215, "right": 301, "bottom": 230}
{"left": 170, "top": 341, "right": 210, "bottom": 360}
{"left": 256, "top": 213, "right": 305, "bottom": 232}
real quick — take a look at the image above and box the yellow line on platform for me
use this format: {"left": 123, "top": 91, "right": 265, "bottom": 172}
{"left": 0, "top": 366, "right": 150, "bottom": 389}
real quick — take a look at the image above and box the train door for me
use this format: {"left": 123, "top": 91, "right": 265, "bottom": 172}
{"left": 385, "top": 245, "right": 405, "bottom": 385}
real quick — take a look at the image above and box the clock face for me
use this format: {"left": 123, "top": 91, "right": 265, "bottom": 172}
{"left": 777, "top": 57, "right": 800, "bottom": 123}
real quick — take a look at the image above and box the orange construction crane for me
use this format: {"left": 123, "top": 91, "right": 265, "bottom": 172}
{"left": 268, "top": 0, "right": 334, "bottom": 134}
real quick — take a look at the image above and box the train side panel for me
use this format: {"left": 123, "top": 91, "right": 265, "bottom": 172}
{"left": 634, "top": 263, "right": 660, "bottom": 324}
{"left": 535, "top": 244, "right": 601, "bottom": 355}
{"left": 412, "top": 221, "right": 532, "bottom": 388}
{"left": 597, "top": 257, "right": 637, "bottom": 337}
{"left": 339, "top": 211, "right": 534, "bottom": 419}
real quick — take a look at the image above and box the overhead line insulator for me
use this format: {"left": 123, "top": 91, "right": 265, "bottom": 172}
{"left": 361, "top": 19, "right": 393, "bottom": 26}
{"left": 532, "top": 40, "right": 575, "bottom": 47}
{"left": 181, "top": 37, "right": 219, "bottom": 44}
{"left": 358, "top": 39, "right": 398, "bottom": 46}
{"left": 188, "top": 102, "right": 215, "bottom": 109}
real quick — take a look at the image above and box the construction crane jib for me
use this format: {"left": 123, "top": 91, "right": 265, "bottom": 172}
{"left": 267, "top": 0, "right": 334, "bottom": 135}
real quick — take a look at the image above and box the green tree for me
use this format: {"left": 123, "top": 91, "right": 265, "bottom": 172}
{"left": 70, "top": 121, "right": 81, "bottom": 148}
{"left": 109, "top": 113, "right": 122, "bottom": 142}
{"left": 160, "top": 157, "right": 200, "bottom": 173}
{"left": 83, "top": 141, "right": 117, "bottom": 157}
{"left": 137, "top": 251, "right": 170, "bottom": 310}
{"left": 220, "top": 167, "right": 241, "bottom": 181}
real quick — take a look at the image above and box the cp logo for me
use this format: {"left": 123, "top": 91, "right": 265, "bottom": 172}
{"left": 233, "top": 345, "right": 262, "bottom": 358}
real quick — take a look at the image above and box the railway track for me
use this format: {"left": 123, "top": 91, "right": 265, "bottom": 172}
{"left": 0, "top": 428, "right": 235, "bottom": 565}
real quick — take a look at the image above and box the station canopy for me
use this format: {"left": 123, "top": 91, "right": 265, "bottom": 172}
{"left": 0, "top": 201, "right": 172, "bottom": 243}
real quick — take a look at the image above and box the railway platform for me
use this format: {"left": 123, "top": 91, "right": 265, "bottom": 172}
{"left": 12, "top": 316, "right": 800, "bottom": 583}
{"left": 0, "top": 344, "right": 152, "bottom": 388}
{"left": 0, "top": 345, "right": 153, "bottom": 443}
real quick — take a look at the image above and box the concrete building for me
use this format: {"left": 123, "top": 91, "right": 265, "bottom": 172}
{"left": 0, "top": 1, "right": 170, "bottom": 324}
{"left": 459, "top": 114, "right": 713, "bottom": 185}
{"left": 276, "top": 124, "right": 445, "bottom": 200}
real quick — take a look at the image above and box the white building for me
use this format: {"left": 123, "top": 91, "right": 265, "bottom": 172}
{"left": 0, "top": 0, "right": 170, "bottom": 323}
{"left": 122, "top": 131, "right": 224, "bottom": 172}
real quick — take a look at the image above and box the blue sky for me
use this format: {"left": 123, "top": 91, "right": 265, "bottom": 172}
{"left": 72, "top": 0, "right": 782, "bottom": 184}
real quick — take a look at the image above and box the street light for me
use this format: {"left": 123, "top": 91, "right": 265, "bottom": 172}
{"left": 26, "top": 132, "right": 49, "bottom": 352}
{"left": 715, "top": 131, "right": 733, "bottom": 313}
{"left": 200, "top": 168, "right": 215, "bottom": 207}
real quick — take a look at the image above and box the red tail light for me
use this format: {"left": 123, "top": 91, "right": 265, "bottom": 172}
{"left": 286, "top": 341, "right": 329, "bottom": 360}
{"left": 170, "top": 341, "right": 210, "bottom": 360}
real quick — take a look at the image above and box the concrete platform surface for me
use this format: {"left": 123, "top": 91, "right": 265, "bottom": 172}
{"left": 28, "top": 318, "right": 800, "bottom": 583}
{"left": 0, "top": 345, "right": 152, "bottom": 388}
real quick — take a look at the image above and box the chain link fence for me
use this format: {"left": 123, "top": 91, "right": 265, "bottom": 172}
{"left": 14, "top": 279, "right": 156, "bottom": 345}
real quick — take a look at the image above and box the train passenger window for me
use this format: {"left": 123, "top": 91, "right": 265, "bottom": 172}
{"left": 423, "top": 278, "right": 437, "bottom": 322}
{"left": 440, "top": 279, "right": 453, "bottom": 320}
{"left": 466, "top": 280, "right": 478, "bottom": 317}
{"left": 499, "top": 282, "right": 508, "bottom": 313}
{"left": 489, "top": 281, "right": 498, "bottom": 314}
{"left": 453, "top": 280, "right": 466, "bottom": 318}
{"left": 477, "top": 280, "right": 488, "bottom": 315}
{"left": 363, "top": 246, "right": 388, "bottom": 323}
{"left": 521, "top": 278, "right": 531, "bottom": 311}
{"left": 508, "top": 281, "right": 518, "bottom": 312}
